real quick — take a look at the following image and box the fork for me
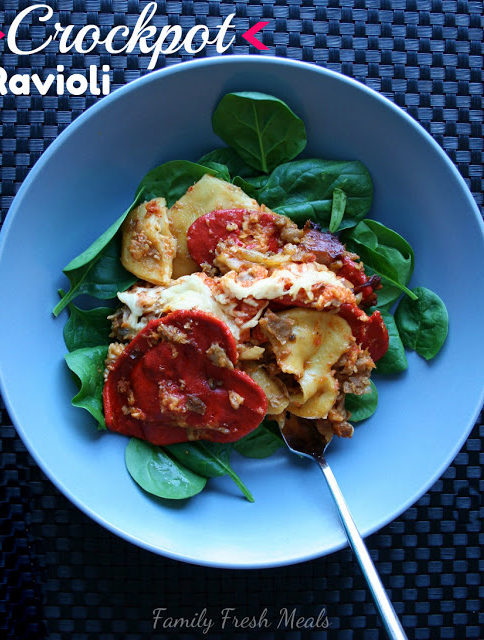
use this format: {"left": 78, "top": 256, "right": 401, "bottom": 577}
{"left": 279, "top": 419, "right": 408, "bottom": 640}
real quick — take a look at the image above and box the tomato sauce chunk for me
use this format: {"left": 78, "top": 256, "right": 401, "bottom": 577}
{"left": 103, "top": 310, "right": 268, "bottom": 444}
{"left": 338, "top": 304, "right": 389, "bottom": 361}
{"left": 338, "top": 256, "right": 380, "bottom": 307}
{"left": 187, "top": 208, "right": 281, "bottom": 267}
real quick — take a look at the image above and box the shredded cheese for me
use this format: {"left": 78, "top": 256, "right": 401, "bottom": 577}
{"left": 219, "top": 262, "right": 355, "bottom": 306}
{"left": 117, "top": 274, "right": 242, "bottom": 340}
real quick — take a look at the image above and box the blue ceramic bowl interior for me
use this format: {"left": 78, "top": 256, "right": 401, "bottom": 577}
{"left": 0, "top": 57, "right": 483, "bottom": 568}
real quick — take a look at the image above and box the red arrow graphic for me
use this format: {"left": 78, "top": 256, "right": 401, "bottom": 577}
{"left": 0, "top": 31, "right": 5, "bottom": 39}
{"left": 242, "top": 21, "right": 269, "bottom": 50}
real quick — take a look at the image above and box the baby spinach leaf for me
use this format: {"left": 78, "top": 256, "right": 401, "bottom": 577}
{"left": 212, "top": 92, "right": 307, "bottom": 174}
{"left": 347, "top": 220, "right": 415, "bottom": 307}
{"left": 244, "top": 174, "right": 270, "bottom": 190}
{"left": 354, "top": 244, "right": 417, "bottom": 300}
{"left": 166, "top": 441, "right": 230, "bottom": 478}
{"left": 64, "top": 345, "right": 108, "bottom": 429}
{"left": 329, "top": 188, "right": 347, "bottom": 233}
{"left": 255, "top": 159, "right": 373, "bottom": 229}
{"left": 344, "top": 219, "right": 417, "bottom": 302}
{"left": 232, "top": 175, "right": 265, "bottom": 200}
{"left": 63, "top": 304, "right": 112, "bottom": 352}
{"left": 199, "top": 160, "right": 231, "bottom": 182}
{"left": 395, "top": 287, "right": 448, "bottom": 360}
{"left": 166, "top": 441, "right": 254, "bottom": 502}
{"left": 375, "top": 310, "right": 408, "bottom": 374}
{"left": 199, "top": 147, "right": 256, "bottom": 178}
{"left": 233, "top": 420, "right": 284, "bottom": 459}
{"left": 345, "top": 380, "right": 378, "bottom": 422}
{"left": 136, "top": 159, "right": 220, "bottom": 206}
{"left": 53, "top": 197, "right": 141, "bottom": 316}
{"left": 125, "top": 439, "right": 207, "bottom": 500}
{"left": 53, "top": 233, "right": 137, "bottom": 317}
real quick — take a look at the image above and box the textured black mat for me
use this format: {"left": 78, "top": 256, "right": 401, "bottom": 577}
{"left": 0, "top": 1, "right": 482, "bottom": 639}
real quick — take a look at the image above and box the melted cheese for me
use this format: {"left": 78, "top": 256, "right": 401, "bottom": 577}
{"left": 117, "top": 274, "right": 242, "bottom": 340}
{"left": 219, "top": 262, "right": 355, "bottom": 306}
{"left": 168, "top": 174, "right": 260, "bottom": 278}
{"left": 265, "top": 308, "right": 353, "bottom": 419}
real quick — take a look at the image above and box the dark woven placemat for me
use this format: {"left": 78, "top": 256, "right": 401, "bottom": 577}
{"left": 0, "top": 1, "right": 482, "bottom": 638}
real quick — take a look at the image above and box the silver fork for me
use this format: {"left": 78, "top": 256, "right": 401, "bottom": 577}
{"left": 279, "top": 419, "right": 408, "bottom": 640}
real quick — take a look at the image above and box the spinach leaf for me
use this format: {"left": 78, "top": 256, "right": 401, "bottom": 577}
{"left": 362, "top": 220, "right": 415, "bottom": 306}
{"left": 232, "top": 175, "right": 265, "bottom": 200}
{"left": 329, "top": 188, "right": 347, "bottom": 233}
{"left": 375, "top": 310, "right": 408, "bottom": 374}
{"left": 63, "top": 303, "right": 112, "bottom": 352}
{"left": 233, "top": 420, "right": 284, "bottom": 459}
{"left": 354, "top": 244, "right": 417, "bottom": 300}
{"left": 53, "top": 198, "right": 140, "bottom": 316}
{"left": 255, "top": 159, "right": 373, "bottom": 229}
{"left": 344, "top": 219, "right": 417, "bottom": 302}
{"left": 395, "top": 287, "right": 448, "bottom": 360}
{"left": 136, "top": 160, "right": 220, "bottom": 206}
{"left": 199, "top": 160, "right": 231, "bottom": 182}
{"left": 212, "top": 92, "right": 307, "bottom": 174}
{"left": 244, "top": 175, "right": 270, "bottom": 190}
{"left": 125, "top": 439, "right": 207, "bottom": 500}
{"left": 199, "top": 147, "right": 256, "bottom": 178}
{"left": 166, "top": 441, "right": 254, "bottom": 502}
{"left": 64, "top": 345, "right": 108, "bottom": 429}
{"left": 345, "top": 380, "right": 378, "bottom": 422}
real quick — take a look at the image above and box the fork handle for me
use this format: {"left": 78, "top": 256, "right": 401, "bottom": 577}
{"left": 319, "top": 456, "right": 407, "bottom": 640}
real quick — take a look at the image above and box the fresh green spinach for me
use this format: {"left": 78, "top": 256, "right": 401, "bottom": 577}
{"left": 344, "top": 219, "right": 417, "bottom": 302}
{"left": 53, "top": 198, "right": 141, "bottom": 316}
{"left": 199, "top": 147, "right": 256, "bottom": 179}
{"left": 233, "top": 420, "right": 284, "bottom": 459}
{"left": 375, "top": 310, "right": 408, "bottom": 374}
{"left": 64, "top": 345, "right": 108, "bottom": 429}
{"left": 199, "top": 160, "right": 231, "bottom": 183}
{"left": 345, "top": 380, "right": 378, "bottom": 422}
{"left": 166, "top": 441, "right": 254, "bottom": 502}
{"left": 63, "top": 303, "right": 112, "bottom": 352}
{"left": 329, "top": 188, "right": 347, "bottom": 233}
{"left": 232, "top": 175, "right": 267, "bottom": 200}
{"left": 243, "top": 175, "right": 270, "bottom": 190}
{"left": 255, "top": 159, "right": 373, "bottom": 229}
{"left": 395, "top": 287, "right": 448, "bottom": 360}
{"left": 125, "top": 439, "right": 207, "bottom": 499}
{"left": 212, "top": 92, "right": 307, "bottom": 174}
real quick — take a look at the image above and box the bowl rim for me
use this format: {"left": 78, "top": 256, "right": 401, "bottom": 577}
{"left": 1, "top": 55, "right": 483, "bottom": 569}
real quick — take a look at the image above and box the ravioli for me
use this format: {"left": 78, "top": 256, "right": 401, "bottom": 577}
{"left": 168, "top": 174, "right": 260, "bottom": 278}
{"left": 242, "top": 362, "right": 290, "bottom": 415}
{"left": 263, "top": 308, "right": 354, "bottom": 419}
{"left": 121, "top": 198, "right": 176, "bottom": 285}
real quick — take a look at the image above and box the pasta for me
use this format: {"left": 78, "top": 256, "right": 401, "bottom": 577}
{"left": 261, "top": 308, "right": 354, "bottom": 419}
{"left": 121, "top": 197, "right": 176, "bottom": 285}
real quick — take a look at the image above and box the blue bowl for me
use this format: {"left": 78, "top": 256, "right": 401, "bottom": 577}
{"left": 0, "top": 57, "right": 483, "bottom": 568}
